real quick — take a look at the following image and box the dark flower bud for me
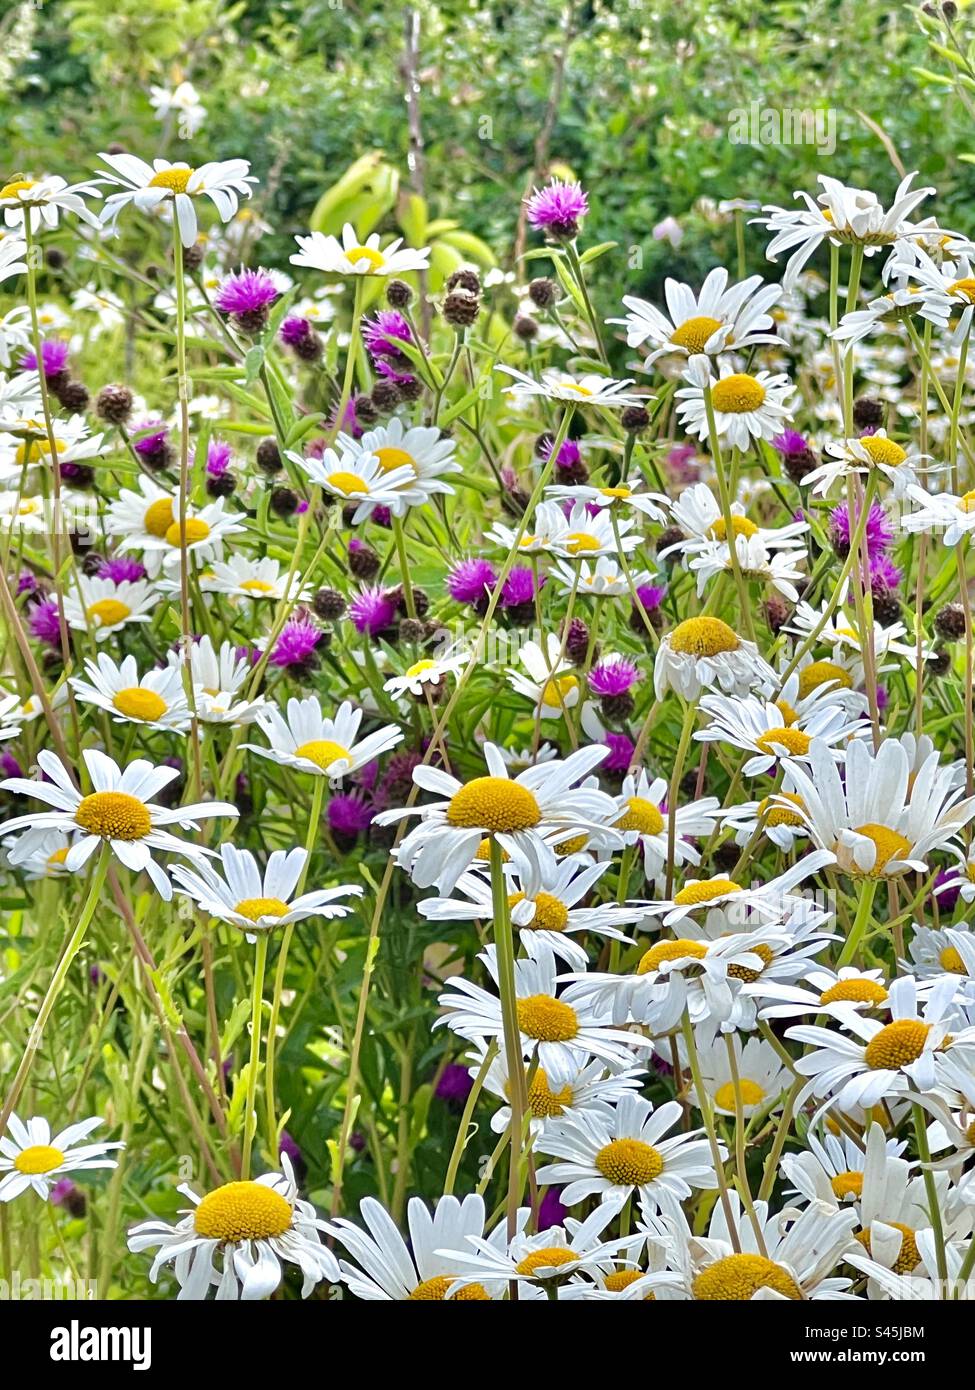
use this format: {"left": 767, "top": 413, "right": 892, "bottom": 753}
{"left": 442, "top": 289, "right": 480, "bottom": 328}
{"left": 447, "top": 268, "right": 481, "bottom": 295}
{"left": 206, "top": 472, "right": 237, "bottom": 498}
{"left": 386, "top": 279, "right": 412, "bottom": 308}
{"left": 852, "top": 396, "right": 884, "bottom": 430}
{"left": 564, "top": 617, "right": 591, "bottom": 665}
{"left": 370, "top": 379, "right": 401, "bottom": 413}
{"left": 270, "top": 486, "right": 299, "bottom": 517}
{"left": 935, "top": 601, "right": 967, "bottom": 641}
{"left": 313, "top": 587, "right": 347, "bottom": 621}
{"left": 54, "top": 380, "right": 89, "bottom": 412}
{"left": 513, "top": 314, "right": 538, "bottom": 341}
{"left": 95, "top": 383, "right": 134, "bottom": 425}
{"left": 620, "top": 405, "right": 650, "bottom": 433}
{"left": 528, "top": 277, "right": 558, "bottom": 308}
{"left": 256, "top": 437, "right": 282, "bottom": 474}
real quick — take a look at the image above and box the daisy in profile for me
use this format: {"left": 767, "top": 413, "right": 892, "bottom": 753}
{"left": 467, "top": 1041, "right": 646, "bottom": 1136}
{"left": 645, "top": 856, "right": 831, "bottom": 931}
{"left": 127, "top": 1155, "right": 337, "bottom": 1300}
{"left": 0, "top": 174, "right": 101, "bottom": 233}
{"left": 544, "top": 480, "right": 667, "bottom": 523}
{"left": 375, "top": 742, "right": 618, "bottom": 894}
{"left": 906, "top": 925, "right": 975, "bottom": 988}
{"left": 291, "top": 224, "right": 430, "bottom": 277}
{"left": 337, "top": 418, "right": 460, "bottom": 513}
{"left": 830, "top": 272, "right": 952, "bottom": 352}
{"left": 292, "top": 445, "right": 414, "bottom": 522}
{"left": 242, "top": 696, "right": 403, "bottom": 781}
{"left": 383, "top": 646, "right": 468, "bottom": 702}
{"left": 662, "top": 482, "right": 807, "bottom": 558}
{"left": 785, "top": 599, "right": 924, "bottom": 671}
{"left": 676, "top": 356, "right": 794, "bottom": 449}
{"left": 551, "top": 500, "right": 641, "bottom": 558}
{"left": 170, "top": 844, "right": 362, "bottom": 939}
{"left": 653, "top": 615, "right": 775, "bottom": 701}
{"left": 0, "top": 1113, "right": 121, "bottom": 1202}
{"left": 0, "top": 748, "right": 238, "bottom": 899}
{"left": 721, "top": 787, "right": 811, "bottom": 851}
{"left": 760, "top": 171, "right": 936, "bottom": 288}
{"left": 486, "top": 498, "right": 570, "bottom": 554}
{"left": 781, "top": 1122, "right": 908, "bottom": 1209}
{"left": 63, "top": 576, "right": 157, "bottom": 641}
{"left": 900, "top": 481, "right": 975, "bottom": 545}
{"left": 802, "top": 431, "right": 924, "bottom": 497}
{"left": 551, "top": 556, "right": 656, "bottom": 598}
{"left": 97, "top": 153, "right": 255, "bottom": 246}
{"left": 536, "top": 1095, "right": 716, "bottom": 1216}
{"left": 0, "top": 413, "right": 105, "bottom": 481}
{"left": 207, "top": 554, "right": 310, "bottom": 604}
{"left": 506, "top": 634, "right": 580, "bottom": 720}
{"left": 609, "top": 267, "right": 783, "bottom": 364}
{"left": 497, "top": 365, "right": 642, "bottom": 408}
{"left": 69, "top": 653, "right": 191, "bottom": 731}
{"left": 695, "top": 691, "right": 866, "bottom": 778}
{"left": 437, "top": 940, "right": 650, "bottom": 1082}
{"left": 612, "top": 768, "right": 721, "bottom": 883}
{"left": 689, "top": 536, "right": 807, "bottom": 602}
{"left": 787, "top": 975, "right": 966, "bottom": 1111}
{"left": 779, "top": 736, "right": 975, "bottom": 880}
{"left": 746, "top": 964, "right": 891, "bottom": 1022}
{"left": 418, "top": 838, "right": 642, "bottom": 969}
{"left": 696, "top": 1034, "right": 790, "bottom": 1117}
{"left": 937, "top": 847, "right": 975, "bottom": 906}
{"left": 328, "top": 1194, "right": 514, "bottom": 1301}
{"left": 176, "top": 636, "right": 266, "bottom": 725}
{"left": 439, "top": 1206, "right": 624, "bottom": 1296}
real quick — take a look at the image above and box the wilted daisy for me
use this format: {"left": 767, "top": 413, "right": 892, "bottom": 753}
{"left": 63, "top": 576, "right": 157, "bottom": 641}
{"left": 779, "top": 736, "right": 975, "bottom": 880}
{"left": 802, "top": 431, "right": 924, "bottom": 497}
{"left": 294, "top": 445, "right": 414, "bottom": 521}
{"left": 437, "top": 940, "right": 651, "bottom": 1082}
{"left": 207, "top": 554, "right": 310, "bottom": 603}
{"left": 506, "top": 634, "right": 580, "bottom": 719}
{"left": 0, "top": 174, "right": 101, "bottom": 232}
{"left": 537, "top": 1095, "right": 716, "bottom": 1216}
{"left": 612, "top": 769, "right": 721, "bottom": 883}
{"left": 375, "top": 742, "right": 618, "bottom": 894}
{"left": 170, "top": 844, "right": 362, "bottom": 938}
{"left": 97, "top": 153, "right": 255, "bottom": 246}
{"left": 609, "top": 268, "right": 782, "bottom": 363}
{"left": 0, "top": 748, "right": 237, "bottom": 899}
{"left": 497, "top": 365, "right": 642, "bottom": 408}
{"left": 0, "top": 1114, "right": 122, "bottom": 1202}
{"left": 127, "top": 1155, "right": 337, "bottom": 1300}
{"left": 242, "top": 696, "right": 403, "bottom": 781}
{"left": 337, "top": 418, "right": 460, "bottom": 513}
{"left": 695, "top": 691, "right": 866, "bottom": 777}
{"left": 653, "top": 616, "right": 775, "bottom": 701}
{"left": 697, "top": 1034, "right": 790, "bottom": 1116}
{"left": 676, "top": 356, "right": 794, "bottom": 449}
{"left": 69, "top": 653, "right": 191, "bottom": 731}
{"left": 291, "top": 224, "right": 430, "bottom": 277}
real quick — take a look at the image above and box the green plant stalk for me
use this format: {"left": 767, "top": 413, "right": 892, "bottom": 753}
{"left": 241, "top": 932, "right": 270, "bottom": 1180}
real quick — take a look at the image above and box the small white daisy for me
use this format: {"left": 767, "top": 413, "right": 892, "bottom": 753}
{"left": 242, "top": 696, "right": 403, "bottom": 781}
{"left": 290, "top": 224, "right": 430, "bottom": 277}
{"left": 0, "top": 1113, "right": 121, "bottom": 1202}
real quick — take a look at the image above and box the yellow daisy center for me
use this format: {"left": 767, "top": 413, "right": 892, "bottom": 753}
{"left": 758, "top": 792, "right": 805, "bottom": 828}
{"left": 707, "top": 514, "right": 758, "bottom": 541}
{"left": 112, "top": 688, "right": 167, "bottom": 722}
{"left": 755, "top": 727, "right": 812, "bottom": 757}
{"left": 855, "top": 1222, "right": 921, "bottom": 1274}
{"left": 820, "top": 978, "right": 889, "bottom": 1006}
{"left": 797, "top": 660, "right": 852, "bottom": 699}
{"left": 233, "top": 897, "right": 291, "bottom": 922}
{"left": 865, "top": 1019, "right": 931, "bottom": 1070}
{"left": 87, "top": 598, "right": 132, "bottom": 628}
{"left": 408, "top": 1276, "right": 490, "bottom": 1301}
{"left": 711, "top": 374, "right": 766, "bottom": 414}
{"left": 239, "top": 578, "right": 276, "bottom": 593}
{"left": 346, "top": 246, "right": 385, "bottom": 270}
{"left": 47, "top": 847, "right": 70, "bottom": 869}
{"left": 595, "top": 1138, "right": 664, "bottom": 1186}
{"left": 75, "top": 791, "right": 151, "bottom": 841}
{"left": 600, "top": 486, "right": 631, "bottom": 499}
{"left": 13, "top": 1144, "right": 65, "bottom": 1175}
{"left": 193, "top": 1181, "right": 292, "bottom": 1242}
{"left": 637, "top": 938, "right": 707, "bottom": 974}
{"left": 406, "top": 659, "right": 437, "bottom": 678}
{"left": 692, "top": 1253, "right": 801, "bottom": 1301}
{"left": 957, "top": 491, "right": 975, "bottom": 514}
{"left": 670, "top": 314, "right": 724, "bottom": 354}
{"left": 521, "top": 1067, "right": 574, "bottom": 1119}
{"left": 0, "top": 179, "right": 36, "bottom": 200}
{"left": 950, "top": 278, "right": 975, "bottom": 304}
{"left": 516, "top": 994, "right": 579, "bottom": 1042}
{"left": 850, "top": 823, "right": 913, "bottom": 877}
{"left": 508, "top": 891, "right": 569, "bottom": 933}
{"left": 514, "top": 1248, "right": 579, "bottom": 1277}
{"left": 564, "top": 531, "right": 601, "bottom": 554}
{"left": 15, "top": 437, "right": 66, "bottom": 466}
{"left": 714, "top": 1078, "right": 765, "bottom": 1110}
{"left": 670, "top": 616, "right": 740, "bottom": 657}
{"left": 615, "top": 796, "right": 665, "bottom": 836}
{"left": 939, "top": 945, "right": 967, "bottom": 975}
{"left": 446, "top": 777, "right": 541, "bottom": 833}
{"left": 727, "top": 942, "right": 774, "bottom": 983}
{"left": 775, "top": 698, "right": 798, "bottom": 724}
{"left": 293, "top": 739, "right": 352, "bottom": 772}
{"left": 148, "top": 168, "right": 194, "bottom": 194}
{"left": 374, "top": 446, "right": 415, "bottom": 474}
{"left": 143, "top": 498, "right": 175, "bottom": 537}
{"left": 560, "top": 381, "right": 593, "bottom": 397}
{"left": 165, "top": 517, "right": 211, "bottom": 547}
{"left": 859, "top": 435, "right": 907, "bottom": 469}
{"left": 831, "top": 1170, "right": 864, "bottom": 1200}
{"left": 673, "top": 878, "right": 743, "bottom": 907}
{"left": 540, "top": 674, "right": 579, "bottom": 709}
{"left": 553, "top": 833, "right": 588, "bottom": 856}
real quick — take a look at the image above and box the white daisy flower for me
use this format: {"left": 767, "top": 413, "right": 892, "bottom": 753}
{"left": 0, "top": 748, "right": 238, "bottom": 899}
{"left": 0, "top": 368, "right": 42, "bottom": 426}
{"left": 938, "top": 847, "right": 975, "bottom": 906}
{"left": 746, "top": 965, "right": 891, "bottom": 1021}
{"left": 906, "top": 926, "right": 975, "bottom": 990}
{"left": 721, "top": 787, "right": 811, "bottom": 851}
{"left": 688, "top": 535, "right": 808, "bottom": 602}
{"left": 0, "top": 1113, "right": 121, "bottom": 1202}
{"left": 831, "top": 274, "right": 952, "bottom": 353}
{"left": 242, "top": 696, "right": 403, "bottom": 781}
{"left": 497, "top": 365, "right": 643, "bottom": 407}
{"left": 506, "top": 634, "right": 581, "bottom": 719}
{"left": 438, "top": 1205, "right": 625, "bottom": 1293}
{"left": 290, "top": 224, "right": 430, "bottom": 277}
{"left": 644, "top": 856, "right": 832, "bottom": 931}
{"left": 127, "top": 1155, "right": 337, "bottom": 1300}
{"left": 486, "top": 498, "right": 571, "bottom": 554}
{"left": 97, "top": 153, "right": 255, "bottom": 247}
{"left": 0, "top": 174, "right": 101, "bottom": 233}
{"left": 662, "top": 482, "right": 808, "bottom": 557}
{"left": 291, "top": 445, "right": 414, "bottom": 522}
{"left": 696, "top": 1033, "right": 790, "bottom": 1117}
{"left": 337, "top": 418, "right": 460, "bottom": 514}
{"left": 0, "top": 413, "right": 105, "bottom": 482}
{"left": 468, "top": 1041, "right": 646, "bottom": 1136}
{"left": 900, "top": 481, "right": 975, "bottom": 545}
{"left": 383, "top": 647, "right": 468, "bottom": 701}
{"left": 695, "top": 691, "right": 867, "bottom": 777}
{"left": 785, "top": 599, "right": 925, "bottom": 669}
{"left": 170, "top": 844, "right": 362, "bottom": 939}
{"left": 611, "top": 768, "right": 721, "bottom": 884}
{"left": 180, "top": 636, "right": 266, "bottom": 725}
{"left": 653, "top": 615, "right": 775, "bottom": 702}
{"left": 544, "top": 481, "right": 666, "bottom": 522}
{"left": 69, "top": 653, "right": 191, "bottom": 731}
{"left": 551, "top": 500, "right": 641, "bottom": 558}
{"left": 550, "top": 555, "right": 656, "bottom": 598}
{"left": 537, "top": 1094, "right": 717, "bottom": 1215}
{"left": 207, "top": 554, "right": 310, "bottom": 603}
{"left": 375, "top": 742, "right": 619, "bottom": 895}
{"left": 608, "top": 267, "right": 783, "bottom": 363}
{"left": 3, "top": 827, "right": 77, "bottom": 879}
{"left": 802, "top": 430, "right": 924, "bottom": 497}
{"left": 676, "top": 356, "right": 794, "bottom": 449}
{"left": 63, "top": 576, "right": 157, "bottom": 641}
{"left": 781, "top": 1122, "right": 908, "bottom": 1208}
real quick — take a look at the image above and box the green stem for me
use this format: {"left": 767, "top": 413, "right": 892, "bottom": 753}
{"left": 241, "top": 933, "right": 269, "bottom": 1179}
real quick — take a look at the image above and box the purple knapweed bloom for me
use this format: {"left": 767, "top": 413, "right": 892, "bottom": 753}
{"left": 349, "top": 587, "right": 398, "bottom": 636}
{"left": 525, "top": 179, "right": 589, "bottom": 238}
{"left": 215, "top": 268, "right": 279, "bottom": 317}
{"left": 362, "top": 310, "right": 412, "bottom": 362}
{"left": 435, "top": 1063, "right": 474, "bottom": 1105}
{"left": 589, "top": 656, "right": 640, "bottom": 698}
{"left": 98, "top": 555, "right": 147, "bottom": 583}
{"left": 328, "top": 793, "right": 374, "bottom": 839}
{"left": 20, "top": 339, "right": 70, "bottom": 379}
{"left": 269, "top": 611, "right": 323, "bottom": 668}
{"left": 829, "top": 500, "right": 893, "bottom": 561}
{"left": 28, "top": 597, "right": 61, "bottom": 647}
{"left": 500, "top": 566, "right": 542, "bottom": 608}
{"left": 601, "top": 732, "right": 636, "bottom": 774}
{"left": 448, "top": 557, "right": 497, "bottom": 606}
{"left": 280, "top": 315, "right": 313, "bottom": 347}
{"left": 206, "top": 439, "right": 233, "bottom": 477}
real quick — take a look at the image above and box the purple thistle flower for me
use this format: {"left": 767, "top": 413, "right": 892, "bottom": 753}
{"left": 500, "top": 566, "right": 542, "bottom": 608}
{"left": 132, "top": 419, "right": 169, "bottom": 458}
{"left": 19, "top": 339, "right": 70, "bottom": 379}
{"left": 870, "top": 554, "right": 902, "bottom": 591}
{"left": 98, "top": 555, "right": 147, "bottom": 583}
{"left": 362, "top": 309, "right": 412, "bottom": 362}
{"left": 540, "top": 436, "right": 583, "bottom": 470}
{"left": 601, "top": 732, "right": 636, "bottom": 774}
{"left": 215, "top": 267, "right": 279, "bottom": 316}
{"left": 435, "top": 1063, "right": 474, "bottom": 1105}
{"left": 206, "top": 439, "right": 233, "bottom": 477}
{"left": 16, "top": 571, "right": 37, "bottom": 595}
{"left": 933, "top": 868, "right": 961, "bottom": 913}
{"left": 50, "top": 1178, "right": 78, "bottom": 1207}
{"left": 328, "top": 792, "right": 374, "bottom": 838}
{"left": 0, "top": 750, "right": 22, "bottom": 779}
{"left": 280, "top": 315, "right": 312, "bottom": 347}
{"left": 525, "top": 179, "right": 589, "bottom": 238}
{"left": 28, "top": 597, "right": 61, "bottom": 647}
{"left": 448, "top": 557, "right": 498, "bottom": 606}
{"left": 589, "top": 656, "right": 640, "bottom": 697}
{"left": 325, "top": 395, "right": 365, "bottom": 441}
{"left": 374, "top": 356, "right": 416, "bottom": 388}
{"left": 269, "top": 611, "right": 323, "bottom": 669}
{"left": 349, "top": 587, "right": 398, "bottom": 636}
{"left": 537, "top": 1186, "right": 569, "bottom": 1231}
{"left": 829, "top": 500, "right": 893, "bottom": 562}
{"left": 773, "top": 429, "right": 809, "bottom": 457}
{"left": 634, "top": 581, "right": 666, "bottom": 612}
{"left": 666, "top": 442, "right": 700, "bottom": 485}
{"left": 370, "top": 504, "right": 392, "bottom": 529}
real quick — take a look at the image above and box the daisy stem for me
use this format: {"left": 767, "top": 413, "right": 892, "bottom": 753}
{"left": 489, "top": 836, "right": 527, "bottom": 1253}
{"left": 241, "top": 932, "right": 270, "bottom": 1180}
{"left": 956, "top": 540, "right": 974, "bottom": 796}
{"left": 329, "top": 276, "right": 365, "bottom": 448}
{"left": 0, "top": 843, "right": 111, "bottom": 1133}
{"left": 912, "top": 1102, "right": 948, "bottom": 1285}
{"left": 723, "top": 1034, "right": 768, "bottom": 1254}
{"left": 702, "top": 383, "right": 756, "bottom": 642}
{"left": 665, "top": 701, "right": 697, "bottom": 899}
{"left": 835, "top": 876, "right": 877, "bottom": 968}
{"left": 391, "top": 513, "right": 416, "bottom": 619}
{"left": 443, "top": 1041, "right": 498, "bottom": 1197}
{"left": 681, "top": 1010, "right": 740, "bottom": 1252}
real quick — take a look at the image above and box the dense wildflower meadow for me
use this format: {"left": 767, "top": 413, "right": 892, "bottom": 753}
{"left": 6, "top": 0, "right": 975, "bottom": 1325}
